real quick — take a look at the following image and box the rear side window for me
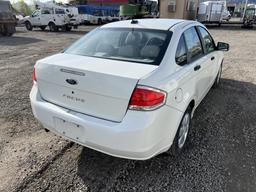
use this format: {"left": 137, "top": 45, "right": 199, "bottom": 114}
{"left": 175, "top": 35, "right": 187, "bottom": 65}
{"left": 183, "top": 27, "right": 203, "bottom": 62}
{"left": 198, "top": 27, "right": 215, "bottom": 53}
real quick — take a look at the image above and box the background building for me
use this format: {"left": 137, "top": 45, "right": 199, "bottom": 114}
{"left": 160, "top": 0, "right": 199, "bottom": 19}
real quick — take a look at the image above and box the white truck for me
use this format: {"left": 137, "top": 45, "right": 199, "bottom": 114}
{"left": 65, "top": 6, "right": 81, "bottom": 27}
{"left": 23, "top": 4, "right": 81, "bottom": 32}
{"left": 198, "top": 1, "right": 230, "bottom": 24}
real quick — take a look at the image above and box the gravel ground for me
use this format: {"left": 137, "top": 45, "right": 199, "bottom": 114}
{"left": 0, "top": 25, "right": 255, "bottom": 192}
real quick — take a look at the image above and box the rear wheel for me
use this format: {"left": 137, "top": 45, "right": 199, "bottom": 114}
{"left": 2, "top": 25, "right": 14, "bottom": 36}
{"left": 66, "top": 26, "right": 72, "bottom": 31}
{"left": 6, "top": 32, "right": 13, "bottom": 37}
{"left": 98, "top": 18, "right": 102, "bottom": 25}
{"left": 25, "top": 21, "right": 33, "bottom": 31}
{"left": 168, "top": 107, "right": 192, "bottom": 156}
{"left": 49, "top": 22, "right": 57, "bottom": 32}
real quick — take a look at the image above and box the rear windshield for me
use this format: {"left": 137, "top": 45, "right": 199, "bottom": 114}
{"left": 65, "top": 28, "right": 172, "bottom": 65}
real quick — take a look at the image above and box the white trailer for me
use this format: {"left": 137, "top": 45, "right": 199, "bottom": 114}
{"left": 198, "top": 1, "right": 228, "bottom": 24}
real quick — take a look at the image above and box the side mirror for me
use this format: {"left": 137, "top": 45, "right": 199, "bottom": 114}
{"left": 217, "top": 42, "right": 229, "bottom": 51}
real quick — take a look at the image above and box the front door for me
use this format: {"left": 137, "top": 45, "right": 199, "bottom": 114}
{"left": 183, "top": 27, "right": 209, "bottom": 102}
{"left": 197, "top": 26, "right": 219, "bottom": 85}
{"left": 30, "top": 10, "right": 41, "bottom": 26}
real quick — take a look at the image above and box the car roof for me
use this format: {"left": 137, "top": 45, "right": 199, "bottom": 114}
{"left": 101, "top": 19, "right": 196, "bottom": 31}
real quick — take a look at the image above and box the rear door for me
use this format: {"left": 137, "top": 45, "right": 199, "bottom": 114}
{"left": 40, "top": 8, "right": 52, "bottom": 26}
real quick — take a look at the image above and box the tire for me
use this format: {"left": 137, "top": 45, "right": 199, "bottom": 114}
{"left": 168, "top": 107, "right": 192, "bottom": 156}
{"left": 49, "top": 22, "right": 57, "bottom": 32}
{"left": 6, "top": 33, "right": 13, "bottom": 37}
{"left": 213, "top": 63, "right": 222, "bottom": 88}
{"left": 40, "top": 26, "right": 46, "bottom": 31}
{"left": 98, "top": 18, "right": 102, "bottom": 25}
{"left": 60, "top": 26, "right": 66, "bottom": 31}
{"left": 1, "top": 26, "right": 7, "bottom": 36}
{"left": 66, "top": 26, "right": 72, "bottom": 31}
{"left": 1, "top": 32, "right": 7, "bottom": 36}
{"left": 25, "top": 21, "right": 33, "bottom": 31}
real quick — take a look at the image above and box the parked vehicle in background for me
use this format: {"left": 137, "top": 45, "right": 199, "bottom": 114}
{"left": 77, "top": 5, "right": 120, "bottom": 25}
{"left": 221, "top": 9, "right": 231, "bottom": 21}
{"left": 15, "top": 13, "right": 25, "bottom": 25}
{"left": 30, "top": 19, "right": 229, "bottom": 160}
{"left": 119, "top": 0, "right": 158, "bottom": 19}
{"left": 23, "top": 3, "right": 82, "bottom": 32}
{"left": 243, "top": 4, "right": 256, "bottom": 28}
{"left": 23, "top": 7, "right": 71, "bottom": 32}
{"left": 198, "top": 1, "right": 229, "bottom": 24}
{"left": 65, "top": 6, "right": 81, "bottom": 28}
{"left": 0, "top": 0, "right": 16, "bottom": 36}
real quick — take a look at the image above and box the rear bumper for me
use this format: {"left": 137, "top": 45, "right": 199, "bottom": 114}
{"left": 30, "top": 84, "right": 183, "bottom": 160}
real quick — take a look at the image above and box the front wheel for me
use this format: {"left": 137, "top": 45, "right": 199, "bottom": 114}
{"left": 25, "top": 21, "right": 33, "bottom": 31}
{"left": 168, "top": 107, "right": 192, "bottom": 156}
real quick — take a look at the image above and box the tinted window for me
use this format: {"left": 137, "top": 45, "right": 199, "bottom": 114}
{"left": 175, "top": 35, "right": 187, "bottom": 65}
{"left": 32, "top": 11, "right": 40, "bottom": 17}
{"left": 41, "top": 9, "right": 51, "bottom": 14}
{"left": 183, "top": 27, "right": 203, "bottom": 61}
{"left": 55, "top": 8, "right": 65, "bottom": 14}
{"left": 65, "top": 28, "right": 171, "bottom": 65}
{"left": 198, "top": 27, "right": 215, "bottom": 53}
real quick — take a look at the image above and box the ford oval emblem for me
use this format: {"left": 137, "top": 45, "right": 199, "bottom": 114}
{"left": 66, "top": 79, "right": 78, "bottom": 85}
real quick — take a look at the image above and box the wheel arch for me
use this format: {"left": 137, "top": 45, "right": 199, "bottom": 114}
{"left": 48, "top": 21, "right": 56, "bottom": 26}
{"left": 25, "top": 20, "right": 31, "bottom": 25}
{"left": 184, "top": 98, "right": 196, "bottom": 118}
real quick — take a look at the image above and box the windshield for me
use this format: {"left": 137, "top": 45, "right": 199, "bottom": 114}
{"left": 65, "top": 28, "right": 171, "bottom": 65}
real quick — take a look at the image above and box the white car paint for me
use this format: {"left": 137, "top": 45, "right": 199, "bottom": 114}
{"left": 23, "top": 7, "right": 71, "bottom": 29}
{"left": 30, "top": 19, "right": 227, "bottom": 160}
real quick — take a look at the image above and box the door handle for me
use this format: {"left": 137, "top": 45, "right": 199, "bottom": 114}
{"left": 211, "top": 56, "right": 215, "bottom": 61}
{"left": 194, "top": 65, "right": 201, "bottom": 71}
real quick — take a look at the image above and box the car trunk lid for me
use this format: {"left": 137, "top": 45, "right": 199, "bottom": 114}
{"left": 36, "top": 53, "right": 157, "bottom": 122}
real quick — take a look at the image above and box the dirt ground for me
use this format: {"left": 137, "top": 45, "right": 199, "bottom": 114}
{"left": 0, "top": 25, "right": 255, "bottom": 192}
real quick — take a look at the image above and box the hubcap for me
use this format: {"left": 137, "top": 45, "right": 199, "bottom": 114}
{"left": 178, "top": 113, "right": 190, "bottom": 149}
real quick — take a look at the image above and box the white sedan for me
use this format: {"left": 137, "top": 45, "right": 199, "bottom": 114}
{"left": 30, "top": 19, "right": 229, "bottom": 160}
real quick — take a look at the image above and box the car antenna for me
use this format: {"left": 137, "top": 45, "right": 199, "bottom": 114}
{"left": 131, "top": 17, "right": 138, "bottom": 24}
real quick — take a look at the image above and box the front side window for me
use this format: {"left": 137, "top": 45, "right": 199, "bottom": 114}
{"left": 198, "top": 27, "right": 215, "bottom": 53}
{"left": 65, "top": 28, "right": 171, "bottom": 65}
{"left": 32, "top": 10, "right": 40, "bottom": 17}
{"left": 55, "top": 8, "right": 65, "bottom": 14}
{"left": 183, "top": 27, "right": 203, "bottom": 62}
{"left": 175, "top": 35, "right": 187, "bottom": 65}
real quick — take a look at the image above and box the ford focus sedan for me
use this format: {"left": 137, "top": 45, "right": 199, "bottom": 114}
{"left": 30, "top": 19, "right": 229, "bottom": 160}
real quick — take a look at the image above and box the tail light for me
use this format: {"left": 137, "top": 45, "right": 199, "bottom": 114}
{"left": 129, "top": 86, "right": 167, "bottom": 111}
{"left": 32, "top": 66, "right": 37, "bottom": 82}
